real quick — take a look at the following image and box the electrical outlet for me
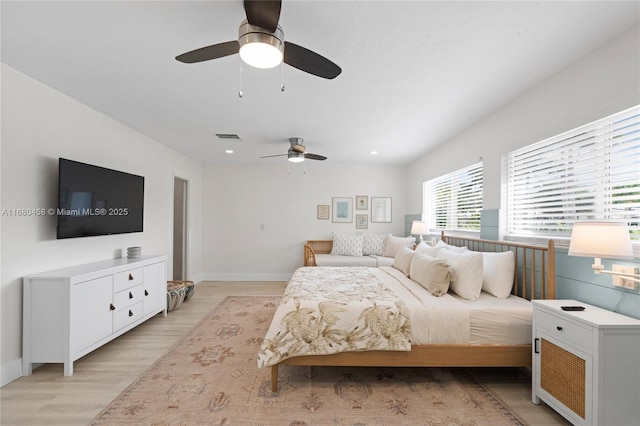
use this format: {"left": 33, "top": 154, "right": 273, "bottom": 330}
{"left": 612, "top": 264, "right": 639, "bottom": 290}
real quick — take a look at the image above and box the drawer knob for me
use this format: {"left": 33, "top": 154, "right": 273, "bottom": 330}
{"left": 128, "top": 273, "right": 134, "bottom": 281}
{"left": 129, "top": 291, "right": 133, "bottom": 299}
{"left": 144, "top": 290, "right": 149, "bottom": 296}
{"left": 556, "top": 326, "right": 563, "bottom": 331}
{"left": 110, "top": 303, "right": 115, "bottom": 311}
{"left": 128, "top": 310, "right": 133, "bottom": 317}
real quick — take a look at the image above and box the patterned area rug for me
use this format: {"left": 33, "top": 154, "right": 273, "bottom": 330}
{"left": 92, "top": 296, "right": 525, "bottom": 425}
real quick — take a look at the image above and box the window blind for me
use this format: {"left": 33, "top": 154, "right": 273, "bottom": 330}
{"left": 423, "top": 162, "right": 483, "bottom": 231}
{"left": 507, "top": 105, "right": 640, "bottom": 240}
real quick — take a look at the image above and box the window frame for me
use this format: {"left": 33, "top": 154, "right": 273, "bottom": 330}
{"left": 505, "top": 105, "right": 639, "bottom": 246}
{"left": 422, "top": 162, "right": 483, "bottom": 234}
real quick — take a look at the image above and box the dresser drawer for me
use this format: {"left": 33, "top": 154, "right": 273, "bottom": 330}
{"left": 536, "top": 310, "right": 593, "bottom": 353}
{"left": 114, "top": 267, "right": 144, "bottom": 292}
{"left": 113, "top": 284, "right": 144, "bottom": 310}
{"left": 113, "top": 302, "right": 143, "bottom": 331}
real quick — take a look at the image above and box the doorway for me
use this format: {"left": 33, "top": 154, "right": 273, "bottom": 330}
{"left": 173, "top": 177, "right": 188, "bottom": 280}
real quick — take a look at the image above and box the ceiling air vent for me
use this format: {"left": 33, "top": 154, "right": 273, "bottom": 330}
{"left": 216, "top": 133, "right": 242, "bottom": 141}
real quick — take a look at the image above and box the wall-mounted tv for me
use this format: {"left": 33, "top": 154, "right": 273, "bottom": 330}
{"left": 57, "top": 158, "right": 144, "bottom": 239}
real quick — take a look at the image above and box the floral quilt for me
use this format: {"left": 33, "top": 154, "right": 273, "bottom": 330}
{"left": 257, "top": 267, "right": 411, "bottom": 368}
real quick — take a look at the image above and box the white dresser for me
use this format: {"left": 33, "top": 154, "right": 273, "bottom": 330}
{"left": 23, "top": 255, "right": 167, "bottom": 376}
{"left": 532, "top": 299, "right": 640, "bottom": 425}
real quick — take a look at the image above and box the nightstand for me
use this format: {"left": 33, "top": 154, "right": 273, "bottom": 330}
{"left": 532, "top": 299, "right": 640, "bottom": 426}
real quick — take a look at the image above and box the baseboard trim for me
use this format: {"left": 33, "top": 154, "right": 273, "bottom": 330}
{"left": 1, "top": 358, "right": 23, "bottom": 388}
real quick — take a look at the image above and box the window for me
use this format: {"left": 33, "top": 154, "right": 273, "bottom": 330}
{"left": 423, "top": 162, "right": 483, "bottom": 231}
{"left": 506, "top": 105, "right": 639, "bottom": 241}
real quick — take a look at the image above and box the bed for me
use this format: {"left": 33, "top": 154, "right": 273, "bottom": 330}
{"left": 261, "top": 233, "right": 555, "bottom": 391}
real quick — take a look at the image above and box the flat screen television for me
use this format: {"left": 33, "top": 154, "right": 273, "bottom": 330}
{"left": 57, "top": 158, "right": 144, "bottom": 239}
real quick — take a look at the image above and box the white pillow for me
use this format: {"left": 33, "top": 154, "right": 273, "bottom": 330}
{"left": 409, "top": 252, "right": 454, "bottom": 297}
{"left": 438, "top": 249, "right": 484, "bottom": 300}
{"left": 482, "top": 251, "right": 515, "bottom": 298}
{"left": 363, "top": 234, "right": 388, "bottom": 256}
{"left": 392, "top": 246, "right": 415, "bottom": 276}
{"left": 330, "top": 232, "right": 363, "bottom": 256}
{"left": 436, "top": 240, "right": 469, "bottom": 253}
{"left": 382, "top": 235, "right": 416, "bottom": 258}
{"left": 415, "top": 241, "right": 440, "bottom": 257}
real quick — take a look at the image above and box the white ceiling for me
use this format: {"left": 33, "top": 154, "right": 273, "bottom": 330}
{"left": 2, "top": 1, "right": 638, "bottom": 165}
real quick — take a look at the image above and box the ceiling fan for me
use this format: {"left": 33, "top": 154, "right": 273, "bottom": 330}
{"left": 175, "top": 0, "right": 341, "bottom": 79}
{"left": 261, "top": 138, "right": 327, "bottom": 162}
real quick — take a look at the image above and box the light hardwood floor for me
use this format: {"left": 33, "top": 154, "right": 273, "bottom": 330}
{"left": 1, "top": 281, "right": 569, "bottom": 425}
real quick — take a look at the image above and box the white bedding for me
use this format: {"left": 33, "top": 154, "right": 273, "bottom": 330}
{"left": 454, "top": 291, "right": 532, "bottom": 345}
{"left": 378, "top": 267, "right": 470, "bottom": 344}
{"left": 379, "top": 266, "right": 532, "bottom": 345}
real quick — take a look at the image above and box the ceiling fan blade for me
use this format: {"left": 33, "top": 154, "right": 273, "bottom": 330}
{"left": 284, "top": 42, "right": 341, "bottom": 79}
{"left": 291, "top": 144, "right": 306, "bottom": 153}
{"left": 244, "top": 0, "right": 281, "bottom": 32}
{"left": 175, "top": 41, "right": 239, "bottom": 63}
{"left": 260, "top": 154, "right": 288, "bottom": 159}
{"left": 305, "top": 153, "right": 327, "bottom": 161}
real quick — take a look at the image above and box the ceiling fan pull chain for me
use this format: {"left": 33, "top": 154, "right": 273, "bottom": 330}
{"left": 238, "top": 60, "right": 244, "bottom": 98}
{"left": 280, "top": 62, "right": 285, "bottom": 92}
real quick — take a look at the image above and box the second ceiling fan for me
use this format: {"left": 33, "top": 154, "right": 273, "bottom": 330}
{"left": 175, "top": 0, "right": 341, "bottom": 80}
{"left": 261, "top": 138, "right": 327, "bottom": 162}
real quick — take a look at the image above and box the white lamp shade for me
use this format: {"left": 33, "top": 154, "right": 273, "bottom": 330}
{"left": 568, "top": 221, "right": 634, "bottom": 259}
{"left": 411, "top": 221, "right": 430, "bottom": 235}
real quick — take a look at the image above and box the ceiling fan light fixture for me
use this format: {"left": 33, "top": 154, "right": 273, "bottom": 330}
{"left": 288, "top": 151, "right": 304, "bottom": 163}
{"left": 238, "top": 21, "right": 284, "bottom": 69}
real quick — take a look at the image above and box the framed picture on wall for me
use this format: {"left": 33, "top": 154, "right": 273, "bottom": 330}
{"left": 332, "top": 197, "right": 353, "bottom": 223}
{"left": 371, "top": 196, "right": 392, "bottom": 223}
{"left": 356, "top": 214, "right": 368, "bottom": 229}
{"left": 355, "top": 195, "right": 368, "bottom": 210}
{"left": 317, "top": 205, "right": 330, "bottom": 220}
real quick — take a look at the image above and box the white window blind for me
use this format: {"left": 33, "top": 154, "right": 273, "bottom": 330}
{"left": 423, "top": 162, "right": 483, "bottom": 231}
{"left": 507, "top": 105, "right": 640, "bottom": 240}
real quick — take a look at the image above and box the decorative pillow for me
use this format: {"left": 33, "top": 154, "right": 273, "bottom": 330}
{"left": 382, "top": 235, "right": 415, "bottom": 258}
{"left": 438, "top": 249, "right": 484, "bottom": 300}
{"left": 415, "top": 241, "right": 440, "bottom": 257}
{"left": 392, "top": 246, "right": 415, "bottom": 276}
{"left": 363, "top": 234, "right": 388, "bottom": 256}
{"left": 330, "top": 232, "right": 363, "bottom": 256}
{"left": 482, "top": 251, "right": 515, "bottom": 298}
{"left": 409, "top": 252, "right": 455, "bottom": 297}
{"left": 436, "top": 240, "right": 469, "bottom": 253}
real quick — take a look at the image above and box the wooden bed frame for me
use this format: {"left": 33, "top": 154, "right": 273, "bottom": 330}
{"left": 272, "top": 233, "right": 556, "bottom": 391}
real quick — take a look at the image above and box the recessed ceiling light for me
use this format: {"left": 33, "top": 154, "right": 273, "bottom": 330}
{"left": 225, "top": 149, "right": 234, "bottom": 154}
{"left": 370, "top": 151, "right": 378, "bottom": 155}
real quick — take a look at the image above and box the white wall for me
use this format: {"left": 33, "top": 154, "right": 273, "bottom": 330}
{"left": 202, "top": 163, "right": 407, "bottom": 281}
{"left": 406, "top": 25, "right": 640, "bottom": 318}
{"left": 407, "top": 25, "right": 640, "bottom": 214}
{"left": 0, "top": 65, "right": 204, "bottom": 386}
